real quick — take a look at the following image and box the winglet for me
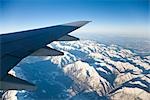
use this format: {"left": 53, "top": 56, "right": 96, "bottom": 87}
{"left": 63, "top": 21, "right": 91, "bottom": 27}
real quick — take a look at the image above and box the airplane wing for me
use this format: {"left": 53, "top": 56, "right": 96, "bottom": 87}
{"left": 0, "top": 21, "right": 90, "bottom": 90}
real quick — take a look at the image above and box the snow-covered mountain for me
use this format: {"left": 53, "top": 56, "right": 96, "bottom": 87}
{"left": 5, "top": 40, "right": 150, "bottom": 100}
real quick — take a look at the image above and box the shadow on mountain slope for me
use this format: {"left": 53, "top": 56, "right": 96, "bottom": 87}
{"left": 16, "top": 60, "right": 74, "bottom": 99}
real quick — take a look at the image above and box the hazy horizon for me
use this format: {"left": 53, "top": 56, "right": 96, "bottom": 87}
{"left": 1, "top": 0, "right": 149, "bottom": 38}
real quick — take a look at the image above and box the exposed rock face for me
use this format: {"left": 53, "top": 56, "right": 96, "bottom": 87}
{"left": 6, "top": 40, "right": 150, "bottom": 100}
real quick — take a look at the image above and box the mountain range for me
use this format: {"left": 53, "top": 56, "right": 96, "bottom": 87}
{"left": 4, "top": 40, "right": 150, "bottom": 100}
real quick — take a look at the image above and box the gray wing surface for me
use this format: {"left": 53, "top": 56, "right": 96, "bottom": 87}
{"left": 0, "top": 21, "right": 90, "bottom": 90}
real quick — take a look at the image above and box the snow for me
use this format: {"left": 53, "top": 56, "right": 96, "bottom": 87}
{"left": 110, "top": 87, "right": 150, "bottom": 100}
{"left": 63, "top": 61, "right": 112, "bottom": 96}
{"left": 3, "top": 70, "right": 18, "bottom": 100}
{"left": 5, "top": 40, "right": 150, "bottom": 100}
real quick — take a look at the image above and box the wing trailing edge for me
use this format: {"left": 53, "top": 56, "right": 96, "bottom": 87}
{"left": 31, "top": 46, "right": 64, "bottom": 56}
{"left": 0, "top": 74, "right": 36, "bottom": 90}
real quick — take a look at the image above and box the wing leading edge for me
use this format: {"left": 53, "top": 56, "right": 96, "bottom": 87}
{"left": 0, "top": 21, "right": 90, "bottom": 91}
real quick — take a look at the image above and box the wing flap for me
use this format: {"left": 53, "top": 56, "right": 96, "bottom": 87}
{"left": 31, "top": 46, "right": 64, "bottom": 56}
{"left": 0, "top": 74, "right": 36, "bottom": 90}
{"left": 57, "top": 35, "right": 79, "bottom": 41}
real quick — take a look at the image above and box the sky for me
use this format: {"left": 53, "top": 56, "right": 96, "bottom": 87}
{"left": 0, "top": 0, "right": 149, "bottom": 38}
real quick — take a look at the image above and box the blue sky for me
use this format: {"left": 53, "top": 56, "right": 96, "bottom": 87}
{"left": 0, "top": 0, "right": 149, "bottom": 38}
